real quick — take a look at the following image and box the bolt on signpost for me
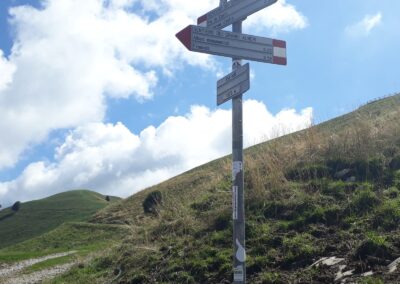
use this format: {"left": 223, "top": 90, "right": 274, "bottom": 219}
{"left": 176, "top": 0, "right": 287, "bottom": 283}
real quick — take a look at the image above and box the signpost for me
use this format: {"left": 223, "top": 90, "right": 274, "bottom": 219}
{"left": 217, "top": 63, "right": 250, "bottom": 106}
{"left": 197, "top": 0, "right": 278, "bottom": 29}
{"left": 176, "top": 1, "right": 286, "bottom": 283}
{"left": 176, "top": 25, "right": 287, "bottom": 65}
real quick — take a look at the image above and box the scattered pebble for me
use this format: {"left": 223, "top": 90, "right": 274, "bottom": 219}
{"left": 361, "top": 271, "right": 374, "bottom": 277}
{"left": 388, "top": 257, "right": 400, "bottom": 273}
{"left": 310, "top": 256, "right": 345, "bottom": 268}
{"left": 335, "top": 265, "right": 354, "bottom": 282}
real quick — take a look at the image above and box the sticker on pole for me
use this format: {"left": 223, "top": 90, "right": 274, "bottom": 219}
{"left": 234, "top": 265, "right": 244, "bottom": 282}
{"left": 232, "top": 186, "right": 238, "bottom": 220}
{"left": 236, "top": 239, "right": 246, "bottom": 262}
{"left": 232, "top": 161, "right": 243, "bottom": 181}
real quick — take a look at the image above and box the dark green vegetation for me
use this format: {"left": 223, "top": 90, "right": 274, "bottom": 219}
{"left": 48, "top": 94, "right": 400, "bottom": 283}
{"left": 142, "top": 190, "right": 163, "bottom": 214}
{"left": 0, "top": 190, "right": 120, "bottom": 249}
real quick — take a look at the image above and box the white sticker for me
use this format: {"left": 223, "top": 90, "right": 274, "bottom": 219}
{"left": 236, "top": 239, "right": 246, "bottom": 262}
{"left": 232, "top": 186, "right": 238, "bottom": 220}
{"left": 234, "top": 265, "right": 244, "bottom": 282}
{"left": 232, "top": 161, "right": 243, "bottom": 181}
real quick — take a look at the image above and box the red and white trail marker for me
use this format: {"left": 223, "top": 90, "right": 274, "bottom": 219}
{"left": 176, "top": 25, "right": 287, "bottom": 65}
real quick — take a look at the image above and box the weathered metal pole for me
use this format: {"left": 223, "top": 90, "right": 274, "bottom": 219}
{"left": 232, "top": 20, "right": 246, "bottom": 284}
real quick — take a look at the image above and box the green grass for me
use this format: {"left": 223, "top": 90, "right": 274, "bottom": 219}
{"left": 23, "top": 254, "right": 75, "bottom": 274}
{"left": 0, "top": 222, "right": 128, "bottom": 263}
{"left": 4, "top": 94, "right": 400, "bottom": 283}
{"left": 64, "top": 94, "right": 400, "bottom": 283}
{"left": 0, "top": 190, "right": 120, "bottom": 249}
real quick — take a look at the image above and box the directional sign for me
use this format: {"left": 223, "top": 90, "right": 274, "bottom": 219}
{"left": 176, "top": 25, "right": 287, "bottom": 65}
{"left": 217, "top": 63, "right": 250, "bottom": 106}
{"left": 198, "top": 0, "right": 277, "bottom": 29}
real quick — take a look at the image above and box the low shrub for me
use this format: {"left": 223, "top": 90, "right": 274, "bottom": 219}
{"left": 285, "top": 164, "right": 331, "bottom": 181}
{"left": 214, "top": 212, "right": 231, "bottom": 231}
{"left": 350, "top": 186, "right": 380, "bottom": 214}
{"left": 373, "top": 200, "right": 400, "bottom": 231}
{"left": 282, "top": 233, "right": 318, "bottom": 267}
{"left": 394, "top": 170, "right": 400, "bottom": 189}
{"left": 11, "top": 201, "right": 21, "bottom": 212}
{"left": 259, "top": 271, "right": 283, "bottom": 284}
{"left": 142, "top": 191, "right": 162, "bottom": 215}
{"left": 389, "top": 155, "right": 400, "bottom": 170}
{"left": 385, "top": 187, "right": 400, "bottom": 199}
{"left": 190, "top": 196, "right": 216, "bottom": 212}
{"left": 354, "top": 233, "right": 390, "bottom": 260}
{"left": 322, "top": 181, "right": 347, "bottom": 200}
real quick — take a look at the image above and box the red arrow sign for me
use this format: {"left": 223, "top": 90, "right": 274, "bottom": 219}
{"left": 176, "top": 25, "right": 287, "bottom": 65}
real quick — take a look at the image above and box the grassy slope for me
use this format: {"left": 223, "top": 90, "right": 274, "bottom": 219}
{"left": 0, "top": 190, "right": 120, "bottom": 249}
{"left": 0, "top": 222, "right": 129, "bottom": 263}
{"left": 57, "top": 94, "right": 400, "bottom": 283}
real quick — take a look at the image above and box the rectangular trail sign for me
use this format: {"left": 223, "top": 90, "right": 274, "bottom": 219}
{"left": 198, "top": 0, "right": 278, "bottom": 29}
{"left": 217, "top": 63, "right": 250, "bottom": 106}
{"left": 176, "top": 25, "right": 287, "bottom": 65}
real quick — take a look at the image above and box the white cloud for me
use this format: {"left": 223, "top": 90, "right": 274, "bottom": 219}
{"left": 0, "top": 0, "right": 212, "bottom": 169}
{"left": 0, "top": 50, "right": 16, "bottom": 92}
{"left": 345, "top": 12, "right": 382, "bottom": 37}
{"left": 0, "top": 0, "right": 308, "bottom": 186}
{"left": 0, "top": 100, "right": 312, "bottom": 205}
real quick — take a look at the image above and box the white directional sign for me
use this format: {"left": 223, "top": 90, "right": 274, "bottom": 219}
{"left": 217, "top": 63, "right": 250, "bottom": 106}
{"left": 176, "top": 25, "right": 287, "bottom": 65}
{"left": 198, "top": 0, "right": 277, "bottom": 29}
{"left": 176, "top": 0, "right": 286, "bottom": 282}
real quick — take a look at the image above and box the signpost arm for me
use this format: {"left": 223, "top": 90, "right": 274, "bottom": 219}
{"left": 232, "top": 20, "right": 246, "bottom": 284}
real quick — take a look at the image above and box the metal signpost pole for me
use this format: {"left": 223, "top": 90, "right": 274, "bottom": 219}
{"left": 232, "top": 20, "right": 246, "bottom": 284}
{"left": 176, "top": 1, "right": 286, "bottom": 283}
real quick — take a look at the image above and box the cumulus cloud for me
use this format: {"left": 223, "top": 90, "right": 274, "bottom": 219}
{"left": 345, "top": 12, "right": 382, "bottom": 37}
{"left": 0, "top": 0, "right": 196, "bottom": 169}
{"left": 0, "top": 0, "right": 307, "bottom": 170}
{"left": 0, "top": 100, "right": 312, "bottom": 205}
{"left": 0, "top": 0, "right": 309, "bottom": 204}
{"left": 0, "top": 50, "right": 16, "bottom": 92}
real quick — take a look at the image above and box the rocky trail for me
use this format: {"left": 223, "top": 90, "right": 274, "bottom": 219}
{"left": 0, "top": 251, "right": 76, "bottom": 284}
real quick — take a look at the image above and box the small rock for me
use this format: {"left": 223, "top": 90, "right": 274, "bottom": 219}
{"left": 310, "top": 256, "right": 345, "bottom": 268}
{"left": 335, "top": 169, "right": 352, "bottom": 179}
{"left": 388, "top": 257, "right": 400, "bottom": 273}
{"left": 335, "top": 265, "right": 354, "bottom": 282}
{"left": 346, "top": 176, "right": 356, "bottom": 182}
{"left": 361, "top": 271, "right": 374, "bottom": 277}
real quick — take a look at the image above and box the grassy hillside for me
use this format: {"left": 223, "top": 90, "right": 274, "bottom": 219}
{"left": 0, "top": 222, "right": 128, "bottom": 263}
{"left": 0, "top": 190, "right": 120, "bottom": 249}
{"left": 53, "top": 94, "right": 400, "bottom": 283}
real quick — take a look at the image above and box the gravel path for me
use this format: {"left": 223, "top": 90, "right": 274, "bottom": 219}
{"left": 3, "top": 263, "right": 75, "bottom": 284}
{"left": 0, "top": 251, "right": 76, "bottom": 283}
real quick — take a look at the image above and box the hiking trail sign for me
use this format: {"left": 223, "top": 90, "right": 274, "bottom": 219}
{"left": 176, "top": 0, "right": 287, "bottom": 283}
{"left": 176, "top": 25, "right": 287, "bottom": 65}
{"left": 217, "top": 63, "right": 250, "bottom": 106}
{"left": 197, "top": 0, "right": 278, "bottom": 29}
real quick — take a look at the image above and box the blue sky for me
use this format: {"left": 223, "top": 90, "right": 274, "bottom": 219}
{"left": 0, "top": 0, "right": 399, "bottom": 207}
